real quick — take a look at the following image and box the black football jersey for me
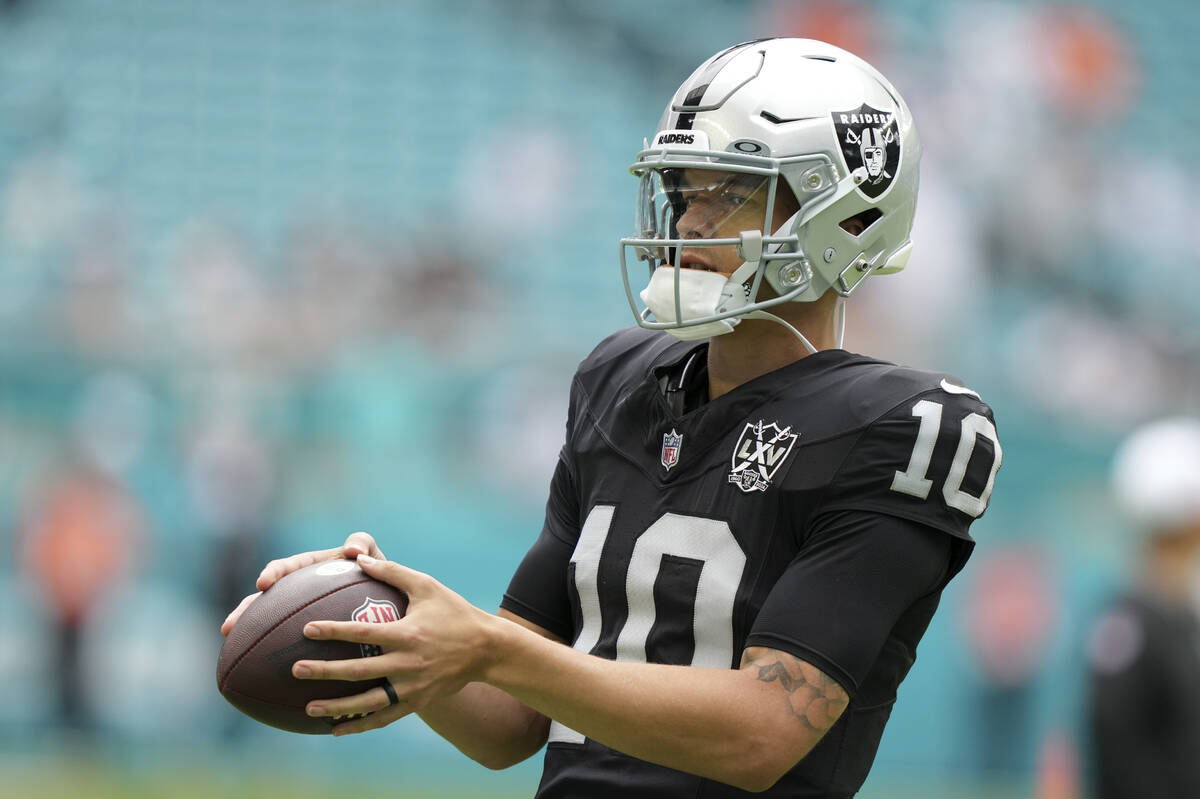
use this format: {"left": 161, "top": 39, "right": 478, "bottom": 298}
{"left": 1087, "top": 593, "right": 1200, "bottom": 799}
{"left": 501, "top": 328, "right": 1002, "bottom": 798}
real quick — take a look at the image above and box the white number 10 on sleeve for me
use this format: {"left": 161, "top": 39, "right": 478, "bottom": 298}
{"left": 890, "top": 399, "right": 1002, "bottom": 518}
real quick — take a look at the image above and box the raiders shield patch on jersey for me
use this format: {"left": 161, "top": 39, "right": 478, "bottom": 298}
{"left": 833, "top": 103, "right": 901, "bottom": 199}
{"left": 728, "top": 420, "right": 798, "bottom": 493}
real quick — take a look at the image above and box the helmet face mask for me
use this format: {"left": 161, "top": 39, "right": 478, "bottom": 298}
{"left": 619, "top": 38, "right": 922, "bottom": 339}
{"left": 656, "top": 169, "right": 772, "bottom": 243}
{"left": 634, "top": 167, "right": 788, "bottom": 268}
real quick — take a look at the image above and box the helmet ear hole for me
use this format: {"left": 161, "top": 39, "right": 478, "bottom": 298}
{"left": 838, "top": 208, "right": 883, "bottom": 237}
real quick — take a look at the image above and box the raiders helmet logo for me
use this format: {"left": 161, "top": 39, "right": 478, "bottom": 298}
{"left": 833, "top": 103, "right": 901, "bottom": 199}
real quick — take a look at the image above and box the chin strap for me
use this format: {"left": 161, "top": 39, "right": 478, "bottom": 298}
{"left": 745, "top": 309, "right": 820, "bottom": 355}
{"left": 722, "top": 235, "right": 847, "bottom": 354}
{"left": 744, "top": 296, "right": 846, "bottom": 356}
{"left": 835, "top": 295, "right": 846, "bottom": 349}
{"left": 717, "top": 258, "right": 760, "bottom": 314}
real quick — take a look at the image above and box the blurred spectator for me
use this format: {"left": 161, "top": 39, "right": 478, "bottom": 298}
{"left": 279, "top": 210, "right": 393, "bottom": 367}
{"left": 165, "top": 216, "right": 267, "bottom": 364}
{"left": 1085, "top": 418, "right": 1200, "bottom": 798}
{"left": 185, "top": 416, "right": 277, "bottom": 629}
{"left": 962, "top": 545, "right": 1059, "bottom": 779}
{"left": 1037, "top": 4, "right": 1138, "bottom": 124}
{"left": 456, "top": 120, "right": 573, "bottom": 247}
{"left": 0, "top": 150, "right": 83, "bottom": 253}
{"left": 16, "top": 456, "right": 144, "bottom": 732}
{"left": 14, "top": 373, "right": 150, "bottom": 733}
{"left": 755, "top": 0, "right": 880, "bottom": 64}
{"left": 59, "top": 204, "right": 137, "bottom": 358}
{"left": 1001, "top": 305, "right": 1175, "bottom": 433}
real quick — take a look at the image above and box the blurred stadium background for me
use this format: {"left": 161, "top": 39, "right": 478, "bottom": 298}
{"left": 1, "top": 0, "right": 1198, "bottom": 797}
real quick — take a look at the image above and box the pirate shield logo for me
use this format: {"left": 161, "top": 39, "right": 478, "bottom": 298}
{"left": 833, "top": 103, "right": 901, "bottom": 199}
{"left": 728, "top": 420, "right": 799, "bottom": 494}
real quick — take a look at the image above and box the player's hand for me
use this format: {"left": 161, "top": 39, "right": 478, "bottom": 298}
{"left": 219, "top": 531, "right": 385, "bottom": 637}
{"left": 293, "top": 554, "right": 496, "bottom": 736}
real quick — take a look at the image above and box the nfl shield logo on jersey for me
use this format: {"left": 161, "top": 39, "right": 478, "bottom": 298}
{"left": 729, "top": 420, "right": 799, "bottom": 493}
{"left": 661, "top": 428, "right": 683, "bottom": 471}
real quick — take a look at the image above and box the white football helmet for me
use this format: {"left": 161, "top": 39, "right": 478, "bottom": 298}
{"left": 619, "top": 38, "right": 922, "bottom": 345}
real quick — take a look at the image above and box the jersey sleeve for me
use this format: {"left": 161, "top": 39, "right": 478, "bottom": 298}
{"left": 499, "top": 455, "right": 579, "bottom": 641}
{"left": 819, "top": 387, "right": 1002, "bottom": 541}
{"left": 745, "top": 510, "right": 959, "bottom": 696}
{"left": 499, "top": 369, "right": 587, "bottom": 641}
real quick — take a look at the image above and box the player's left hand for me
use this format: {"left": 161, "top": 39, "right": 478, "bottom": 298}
{"left": 292, "top": 554, "right": 496, "bottom": 736}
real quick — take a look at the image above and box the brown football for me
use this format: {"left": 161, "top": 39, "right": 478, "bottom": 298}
{"left": 216, "top": 558, "right": 408, "bottom": 734}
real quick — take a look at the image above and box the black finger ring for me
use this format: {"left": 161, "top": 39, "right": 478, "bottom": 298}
{"left": 381, "top": 681, "right": 400, "bottom": 706}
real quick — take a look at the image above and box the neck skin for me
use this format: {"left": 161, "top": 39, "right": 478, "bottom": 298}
{"left": 707, "top": 291, "right": 840, "bottom": 401}
{"left": 1139, "top": 523, "right": 1200, "bottom": 604}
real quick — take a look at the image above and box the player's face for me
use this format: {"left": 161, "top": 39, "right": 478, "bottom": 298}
{"left": 672, "top": 169, "right": 798, "bottom": 278}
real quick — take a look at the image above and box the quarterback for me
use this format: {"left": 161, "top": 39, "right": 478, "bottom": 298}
{"left": 224, "top": 38, "right": 1002, "bottom": 797}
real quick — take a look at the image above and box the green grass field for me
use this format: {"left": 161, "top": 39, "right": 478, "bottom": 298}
{"left": 5, "top": 758, "right": 1030, "bottom": 799}
{"left": 6, "top": 766, "right": 527, "bottom": 799}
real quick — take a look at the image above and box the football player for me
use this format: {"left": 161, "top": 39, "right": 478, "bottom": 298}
{"left": 224, "top": 38, "right": 1002, "bottom": 797}
{"left": 1087, "top": 418, "right": 1200, "bottom": 799}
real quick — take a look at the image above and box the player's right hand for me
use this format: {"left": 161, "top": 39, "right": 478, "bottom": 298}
{"left": 219, "top": 531, "right": 385, "bottom": 637}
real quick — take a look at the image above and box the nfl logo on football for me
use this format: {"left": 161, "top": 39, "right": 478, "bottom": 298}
{"left": 661, "top": 429, "right": 683, "bottom": 471}
{"left": 353, "top": 597, "right": 399, "bottom": 624}
{"left": 352, "top": 597, "right": 400, "bottom": 657}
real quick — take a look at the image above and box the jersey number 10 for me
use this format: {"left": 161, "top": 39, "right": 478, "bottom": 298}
{"left": 549, "top": 398, "right": 1000, "bottom": 746}
{"left": 890, "top": 399, "right": 1002, "bottom": 518}
{"left": 549, "top": 507, "right": 746, "bottom": 746}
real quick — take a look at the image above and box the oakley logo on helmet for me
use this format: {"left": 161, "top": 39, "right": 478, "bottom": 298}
{"left": 730, "top": 139, "right": 766, "bottom": 154}
{"left": 833, "top": 104, "right": 901, "bottom": 199}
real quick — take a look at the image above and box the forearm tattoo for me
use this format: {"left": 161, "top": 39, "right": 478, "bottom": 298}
{"left": 740, "top": 647, "right": 849, "bottom": 733}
